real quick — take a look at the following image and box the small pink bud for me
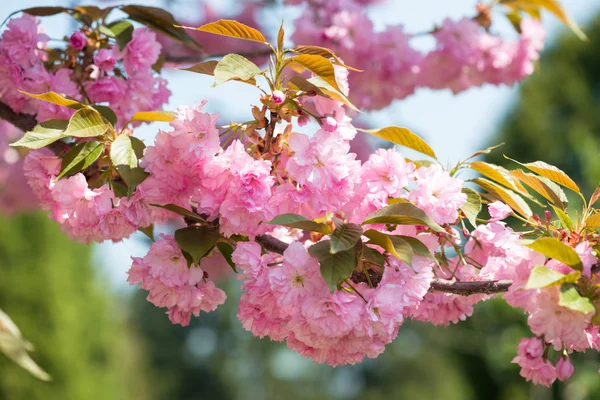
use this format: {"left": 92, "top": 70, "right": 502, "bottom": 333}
{"left": 69, "top": 31, "right": 87, "bottom": 50}
{"left": 321, "top": 116, "right": 338, "bottom": 132}
{"left": 556, "top": 357, "right": 574, "bottom": 381}
{"left": 272, "top": 90, "right": 286, "bottom": 104}
{"left": 462, "top": 227, "right": 470, "bottom": 237}
{"left": 545, "top": 210, "right": 551, "bottom": 223}
{"left": 297, "top": 113, "right": 310, "bottom": 127}
{"left": 532, "top": 213, "right": 542, "bottom": 224}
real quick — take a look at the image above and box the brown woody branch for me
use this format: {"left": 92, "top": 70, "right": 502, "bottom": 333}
{"left": 256, "top": 234, "right": 513, "bottom": 296}
{"left": 0, "top": 101, "right": 36, "bottom": 132}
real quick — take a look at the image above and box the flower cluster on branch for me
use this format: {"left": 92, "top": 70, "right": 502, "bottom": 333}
{"left": 0, "top": 0, "right": 597, "bottom": 387}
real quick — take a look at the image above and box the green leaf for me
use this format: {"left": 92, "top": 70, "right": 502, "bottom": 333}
{"left": 362, "top": 203, "right": 445, "bottom": 233}
{"left": 362, "top": 126, "right": 436, "bottom": 158}
{"left": 504, "top": 156, "right": 581, "bottom": 194}
{"left": 397, "top": 236, "right": 434, "bottom": 259}
{"left": 57, "top": 141, "right": 103, "bottom": 179}
{"left": 472, "top": 178, "right": 532, "bottom": 219}
{"left": 364, "top": 229, "right": 413, "bottom": 265}
{"left": 330, "top": 222, "right": 363, "bottom": 253}
{"left": 471, "top": 161, "right": 528, "bottom": 194}
{"left": 290, "top": 54, "right": 343, "bottom": 93}
{"left": 120, "top": 5, "right": 200, "bottom": 48}
{"left": 525, "top": 237, "right": 583, "bottom": 271}
{"left": 511, "top": 169, "right": 568, "bottom": 209}
{"left": 91, "top": 105, "right": 118, "bottom": 126}
{"left": 213, "top": 54, "right": 261, "bottom": 86}
{"left": 130, "top": 137, "right": 146, "bottom": 159}
{"left": 174, "top": 226, "right": 220, "bottom": 265}
{"left": 100, "top": 20, "right": 134, "bottom": 50}
{"left": 115, "top": 166, "right": 149, "bottom": 199}
{"left": 528, "top": 0, "right": 586, "bottom": 40}
{"left": 587, "top": 212, "right": 600, "bottom": 229}
{"left": 131, "top": 111, "right": 176, "bottom": 123}
{"left": 110, "top": 134, "right": 137, "bottom": 169}
{"left": 138, "top": 225, "right": 154, "bottom": 241}
{"left": 309, "top": 240, "right": 357, "bottom": 292}
{"left": 9, "top": 120, "right": 68, "bottom": 149}
{"left": 180, "top": 19, "right": 268, "bottom": 44}
{"left": 64, "top": 108, "right": 109, "bottom": 138}
{"left": 20, "top": 6, "right": 69, "bottom": 16}
{"left": 552, "top": 205, "right": 574, "bottom": 232}
{"left": 268, "top": 214, "right": 331, "bottom": 234}
{"left": 525, "top": 266, "right": 580, "bottom": 289}
{"left": 559, "top": 285, "right": 594, "bottom": 314}
{"left": 217, "top": 242, "right": 237, "bottom": 272}
{"left": 307, "top": 76, "right": 359, "bottom": 112}
{"left": 277, "top": 21, "right": 285, "bottom": 52}
{"left": 150, "top": 203, "right": 206, "bottom": 223}
{"left": 362, "top": 246, "right": 385, "bottom": 267}
{"left": 180, "top": 60, "right": 218, "bottom": 76}
{"left": 19, "top": 91, "right": 85, "bottom": 110}
{"left": 291, "top": 45, "right": 361, "bottom": 71}
{"left": 460, "top": 188, "right": 481, "bottom": 228}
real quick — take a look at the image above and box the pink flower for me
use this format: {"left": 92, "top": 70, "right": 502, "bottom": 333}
{"left": 556, "top": 356, "right": 574, "bottom": 381}
{"left": 512, "top": 337, "right": 556, "bottom": 387}
{"left": 359, "top": 148, "right": 415, "bottom": 198}
{"left": 127, "top": 235, "right": 226, "bottom": 326}
{"left": 272, "top": 90, "right": 286, "bottom": 104}
{"left": 320, "top": 116, "right": 338, "bottom": 132}
{"left": 406, "top": 164, "right": 467, "bottom": 225}
{"left": 69, "top": 31, "right": 87, "bottom": 50}
{"left": 0, "top": 15, "right": 49, "bottom": 66}
{"left": 93, "top": 48, "right": 116, "bottom": 71}
{"left": 119, "top": 28, "right": 161, "bottom": 76}
{"left": 488, "top": 201, "right": 512, "bottom": 221}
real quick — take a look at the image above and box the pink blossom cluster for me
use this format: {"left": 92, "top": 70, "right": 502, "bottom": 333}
{"left": 0, "top": 15, "right": 170, "bottom": 126}
{"left": 290, "top": 0, "right": 546, "bottom": 110}
{"left": 419, "top": 18, "right": 546, "bottom": 94}
{"left": 512, "top": 338, "right": 574, "bottom": 386}
{"left": 232, "top": 240, "right": 434, "bottom": 365}
{"left": 23, "top": 148, "right": 164, "bottom": 243}
{"left": 0, "top": 15, "right": 79, "bottom": 121}
{"left": 127, "top": 234, "right": 226, "bottom": 326}
{"left": 85, "top": 28, "right": 170, "bottom": 125}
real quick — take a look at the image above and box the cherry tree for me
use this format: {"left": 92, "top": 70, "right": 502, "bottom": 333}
{"left": 0, "top": 0, "right": 596, "bottom": 388}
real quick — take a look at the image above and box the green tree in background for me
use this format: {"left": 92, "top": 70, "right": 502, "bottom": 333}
{"left": 0, "top": 212, "right": 149, "bottom": 400}
{"left": 488, "top": 15, "right": 600, "bottom": 197}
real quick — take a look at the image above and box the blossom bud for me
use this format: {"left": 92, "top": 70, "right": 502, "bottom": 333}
{"left": 297, "top": 113, "right": 310, "bottom": 127}
{"left": 272, "top": 90, "right": 286, "bottom": 104}
{"left": 69, "top": 31, "right": 87, "bottom": 50}
{"left": 320, "top": 116, "right": 338, "bottom": 132}
{"left": 556, "top": 357, "right": 574, "bottom": 381}
{"left": 532, "top": 213, "right": 542, "bottom": 224}
{"left": 545, "top": 210, "right": 551, "bottom": 223}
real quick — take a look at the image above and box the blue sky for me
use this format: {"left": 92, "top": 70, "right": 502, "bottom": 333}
{"left": 1, "top": 0, "right": 598, "bottom": 287}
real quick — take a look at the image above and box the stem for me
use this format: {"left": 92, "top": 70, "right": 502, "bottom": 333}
{"left": 264, "top": 111, "right": 277, "bottom": 153}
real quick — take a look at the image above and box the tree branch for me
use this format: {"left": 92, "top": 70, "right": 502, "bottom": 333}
{"left": 255, "top": 233, "right": 514, "bottom": 295}
{"left": 0, "top": 101, "right": 36, "bottom": 132}
{"left": 429, "top": 279, "right": 512, "bottom": 295}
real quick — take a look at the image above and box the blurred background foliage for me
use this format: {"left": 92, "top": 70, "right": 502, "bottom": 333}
{"left": 2, "top": 5, "right": 600, "bottom": 400}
